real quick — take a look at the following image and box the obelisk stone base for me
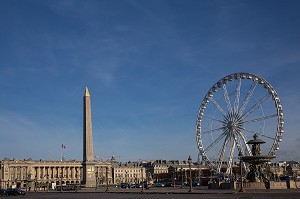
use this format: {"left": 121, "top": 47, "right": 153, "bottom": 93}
{"left": 82, "top": 161, "right": 96, "bottom": 188}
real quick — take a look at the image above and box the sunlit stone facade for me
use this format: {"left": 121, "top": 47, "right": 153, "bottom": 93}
{"left": 112, "top": 162, "right": 146, "bottom": 185}
{"left": 0, "top": 158, "right": 112, "bottom": 189}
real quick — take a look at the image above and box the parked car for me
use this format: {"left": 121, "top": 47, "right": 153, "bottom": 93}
{"left": 6, "top": 188, "right": 26, "bottom": 196}
{"left": 120, "top": 183, "right": 129, "bottom": 189}
{"left": 56, "top": 185, "right": 76, "bottom": 191}
{"left": 279, "top": 176, "right": 291, "bottom": 181}
{"left": 154, "top": 183, "right": 165, "bottom": 187}
{"left": 192, "top": 181, "right": 200, "bottom": 186}
{"left": 164, "top": 182, "right": 173, "bottom": 187}
{"left": 131, "top": 183, "right": 142, "bottom": 188}
{"left": 186, "top": 181, "right": 200, "bottom": 187}
{"left": 0, "top": 188, "right": 7, "bottom": 195}
{"left": 128, "top": 183, "right": 136, "bottom": 188}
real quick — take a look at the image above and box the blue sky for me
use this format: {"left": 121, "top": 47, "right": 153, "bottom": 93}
{"left": 0, "top": 0, "right": 300, "bottom": 163}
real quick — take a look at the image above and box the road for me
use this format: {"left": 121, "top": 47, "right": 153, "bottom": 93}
{"left": 3, "top": 187, "right": 300, "bottom": 199}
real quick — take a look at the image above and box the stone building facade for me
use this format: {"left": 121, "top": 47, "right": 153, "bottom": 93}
{"left": 0, "top": 158, "right": 112, "bottom": 189}
{"left": 112, "top": 162, "right": 146, "bottom": 185}
{"left": 145, "top": 160, "right": 203, "bottom": 183}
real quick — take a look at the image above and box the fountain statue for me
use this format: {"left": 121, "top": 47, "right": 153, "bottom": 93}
{"left": 241, "top": 134, "right": 275, "bottom": 182}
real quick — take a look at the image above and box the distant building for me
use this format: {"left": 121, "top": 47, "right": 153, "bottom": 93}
{"left": 111, "top": 161, "right": 146, "bottom": 185}
{"left": 0, "top": 158, "right": 111, "bottom": 189}
{"left": 144, "top": 160, "right": 209, "bottom": 184}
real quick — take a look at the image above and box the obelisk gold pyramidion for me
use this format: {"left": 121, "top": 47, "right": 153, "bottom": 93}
{"left": 82, "top": 86, "right": 96, "bottom": 188}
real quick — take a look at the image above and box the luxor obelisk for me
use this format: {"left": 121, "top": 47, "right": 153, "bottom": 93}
{"left": 82, "top": 86, "right": 96, "bottom": 188}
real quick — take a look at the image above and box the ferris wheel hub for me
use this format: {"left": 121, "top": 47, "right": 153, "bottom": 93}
{"left": 226, "top": 121, "right": 237, "bottom": 130}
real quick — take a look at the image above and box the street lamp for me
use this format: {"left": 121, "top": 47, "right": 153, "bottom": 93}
{"left": 95, "top": 172, "right": 98, "bottom": 190}
{"left": 46, "top": 174, "right": 49, "bottom": 192}
{"left": 198, "top": 160, "right": 202, "bottom": 186}
{"left": 238, "top": 151, "right": 244, "bottom": 192}
{"left": 25, "top": 173, "right": 28, "bottom": 192}
{"left": 134, "top": 174, "right": 137, "bottom": 188}
{"left": 105, "top": 167, "right": 109, "bottom": 192}
{"left": 181, "top": 167, "right": 183, "bottom": 188}
{"left": 141, "top": 167, "right": 144, "bottom": 193}
{"left": 173, "top": 171, "right": 175, "bottom": 188}
{"left": 188, "top": 155, "right": 193, "bottom": 193}
{"left": 60, "top": 172, "right": 63, "bottom": 193}
{"left": 125, "top": 170, "right": 128, "bottom": 189}
{"left": 34, "top": 176, "right": 37, "bottom": 192}
{"left": 28, "top": 172, "right": 32, "bottom": 191}
{"left": 75, "top": 174, "right": 81, "bottom": 192}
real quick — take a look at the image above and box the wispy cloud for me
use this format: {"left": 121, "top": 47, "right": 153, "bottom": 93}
{"left": 0, "top": 110, "right": 82, "bottom": 160}
{"left": 1, "top": 0, "right": 300, "bottom": 162}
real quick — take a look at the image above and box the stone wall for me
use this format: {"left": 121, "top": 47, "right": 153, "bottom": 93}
{"left": 236, "top": 181, "right": 299, "bottom": 189}
{"left": 210, "top": 181, "right": 299, "bottom": 190}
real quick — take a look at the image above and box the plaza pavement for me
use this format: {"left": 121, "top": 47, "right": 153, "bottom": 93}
{"left": 6, "top": 187, "right": 300, "bottom": 199}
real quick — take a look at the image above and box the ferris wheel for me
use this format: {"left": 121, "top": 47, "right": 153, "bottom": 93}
{"left": 196, "top": 72, "right": 284, "bottom": 174}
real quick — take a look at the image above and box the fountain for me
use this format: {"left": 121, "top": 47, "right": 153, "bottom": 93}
{"left": 241, "top": 134, "right": 275, "bottom": 183}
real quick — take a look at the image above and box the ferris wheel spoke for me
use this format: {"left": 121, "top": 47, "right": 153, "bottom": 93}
{"left": 239, "top": 81, "right": 258, "bottom": 115}
{"left": 234, "top": 78, "right": 241, "bottom": 114}
{"left": 240, "top": 93, "right": 271, "bottom": 120}
{"left": 216, "top": 134, "right": 230, "bottom": 173}
{"left": 233, "top": 131, "right": 244, "bottom": 156}
{"left": 242, "top": 113, "right": 277, "bottom": 124}
{"left": 203, "top": 115, "right": 226, "bottom": 124}
{"left": 201, "top": 126, "right": 225, "bottom": 135}
{"left": 239, "top": 127, "right": 275, "bottom": 140}
{"left": 226, "top": 137, "right": 236, "bottom": 174}
{"left": 203, "top": 131, "right": 227, "bottom": 154}
{"left": 233, "top": 132, "right": 250, "bottom": 172}
{"left": 222, "top": 84, "right": 233, "bottom": 114}
{"left": 210, "top": 97, "right": 226, "bottom": 117}
{"left": 236, "top": 129, "right": 252, "bottom": 155}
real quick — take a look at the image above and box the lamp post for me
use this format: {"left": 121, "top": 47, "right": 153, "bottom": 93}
{"left": 105, "top": 167, "right": 109, "bottom": 192}
{"left": 46, "top": 175, "right": 49, "bottom": 192}
{"left": 95, "top": 172, "right": 98, "bottom": 190}
{"left": 28, "top": 172, "right": 32, "bottom": 191}
{"left": 181, "top": 167, "right": 183, "bottom": 188}
{"left": 75, "top": 174, "right": 80, "bottom": 192}
{"left": 75, "top": 174, "right": 78, "bottom": 192}
{"left": 134, "top": 174, "right": 137, "bottom": 188}
{"left": 34, "top": 176, "right": 37, "bottom": 192}
{"left": 60, "top": 172, "right": 63, "bottom": 193}
{"left": 26, "top": 173, "right": 31, "bottom": 191}
{"left": 188, "top": 155, "right": 193, "bottom": 193}
{"left": 238, "top": 151, "right": 244, "bottom": 192}
{"left": 25, "top": 174, "right": 28, "bottom": 192}
{"left": 141, "top": 167, "right": 144, "bottom": 193}
{"left": 34, "top": 176, "right": 38, "bottom": 192}
{"left": 198, "top": 160, "right": 202, "bottom": 186}
{"left": 117, "top": 174, "right": 120, "bottom": 185}
{"left": 173, "top": 171, "right": 175, "bottom": 188}
{"left": 125, "top": 170, "right": 128, "bottom": 189}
